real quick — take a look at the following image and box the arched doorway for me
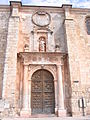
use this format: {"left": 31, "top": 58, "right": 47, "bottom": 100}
{"left": 31, "top": 69, "right": 55, "bottom": 114}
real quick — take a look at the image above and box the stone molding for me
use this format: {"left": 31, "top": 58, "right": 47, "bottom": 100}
{"left": 28, "top": 64, "right": 57, "bottom": 81}
{"left": 18, "top": 52, "right": 67, "bottom": 65}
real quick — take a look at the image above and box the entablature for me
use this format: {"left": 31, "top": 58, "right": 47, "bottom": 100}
{"left": 18, "top": 52, "right": 67, "bottom": 65}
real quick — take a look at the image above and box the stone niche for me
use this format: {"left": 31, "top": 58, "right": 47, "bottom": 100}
{"left": 30, "top": 27, "right": 54, "bottom": 52}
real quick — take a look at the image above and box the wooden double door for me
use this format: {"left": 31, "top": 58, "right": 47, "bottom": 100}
{"left": 31, "top": 69, "right": 55, "bottom": 114}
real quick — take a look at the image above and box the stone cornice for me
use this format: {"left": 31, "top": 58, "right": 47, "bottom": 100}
{"left": 70, "top": 8, "right": 90, "bottom": 14}
{"left": 20, "top": 4, "right": 90, "bottom": 14}
{"left": 0, "top": 2, "right": 90, "bottom": 14}
{"left": 20, "top": 6, "right": 64, "bottom": 13}
{"left": 19, "top": 52, "right": 67, "bottom": 56}
{"left": 0, "top": 5, "right": 10, "bottom": 12}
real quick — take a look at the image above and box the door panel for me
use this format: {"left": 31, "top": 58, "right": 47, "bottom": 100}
{"left": 31, "top": 92, "right": 42, "bottom": 113}
{"left": 31, "top": 69, "right": 55, "bottom": 114}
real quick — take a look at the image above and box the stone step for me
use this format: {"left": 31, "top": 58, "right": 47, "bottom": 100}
{"left": 1, "top": 116, "right": 90, "bottom": 120}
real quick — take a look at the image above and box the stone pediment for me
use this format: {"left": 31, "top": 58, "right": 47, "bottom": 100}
{"left": 18, "top": 52, "right": 67, "bottom": 65}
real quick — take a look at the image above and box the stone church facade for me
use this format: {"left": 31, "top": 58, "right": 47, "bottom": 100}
{"left": 0, "top": 1, "right": 90, "bottom": 117}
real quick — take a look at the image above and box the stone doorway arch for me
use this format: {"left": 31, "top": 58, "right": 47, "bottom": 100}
{"left": 31, "top": 69, "right": 55, "bottom": 114}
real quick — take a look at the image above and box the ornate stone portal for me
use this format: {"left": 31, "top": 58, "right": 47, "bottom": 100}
{"left": 19, "top": 52, "right": 67, "bottom": 117}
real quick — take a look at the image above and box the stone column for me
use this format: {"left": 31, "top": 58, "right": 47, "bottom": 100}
{"left": 20, "top": 77, "right": 23, "bottom": 109}
{"left": 57, "top": 64, "right": 66, "bottom": 117}
{"left": 21, "top": 65, "right": 30, "bottom": 116}
{"left": 28, "top": 79, "right": 31, "bottom": 115}
{"left": 54, "top": 80, "right": 58, "bottom": 115}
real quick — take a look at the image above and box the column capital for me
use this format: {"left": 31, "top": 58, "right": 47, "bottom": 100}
{"left": 10, "top": 1, "right": 22, "bottom": 17}
{"left": 56, "top": 64, "right": 63, "bottom": 67}
{"left": 28, "top": 79, "right": 31, "bottom": 81}
{"left": 56, "top": 56, "right": 65, "bottom": 67}
{"left": 54, "top": 79, "right": 57, "bottom": 82}
{"left": 24, "top": 64, "right": 29, "bottom": 66}
{"left": 57, "top": 60, "right": 66, "bottom": 115}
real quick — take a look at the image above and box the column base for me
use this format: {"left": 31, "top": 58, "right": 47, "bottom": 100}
{"left": 58, "top": 109, "right": 66, "bottom": 117}
{"left": 55, "top": 107, "right": 58, "bottom": 115}
{"left": 20, "top": 109, "right": 31, "bottom": 117}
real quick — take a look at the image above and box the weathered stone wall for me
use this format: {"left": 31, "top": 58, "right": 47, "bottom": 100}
{"left": 64, "top": 6, "right": 90, "bottom": 116}
{"left": 0, "top": 9, "right": 10, "bottom": 98}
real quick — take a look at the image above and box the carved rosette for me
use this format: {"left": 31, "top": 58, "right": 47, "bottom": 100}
{"left": 32, "top": 11, "right": 51, "bottom": 27}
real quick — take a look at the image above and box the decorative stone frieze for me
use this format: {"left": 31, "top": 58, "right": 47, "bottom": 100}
{"left": 19, "top": 52, "right": 67, "bottom": 65}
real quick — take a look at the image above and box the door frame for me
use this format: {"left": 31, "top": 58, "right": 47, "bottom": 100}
{"left": 28, "top": 65, "right": 58, "bottom": 115}
{"left": 31, "top": 69, "right": 55, "bottom": 114}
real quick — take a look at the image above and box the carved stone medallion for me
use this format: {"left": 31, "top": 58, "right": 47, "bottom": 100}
{"left": 32, "top": 11, "right": 51, "bottom": 27}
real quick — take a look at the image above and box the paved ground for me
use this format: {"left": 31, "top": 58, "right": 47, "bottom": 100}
{"left": 1, "top": 116, "right": 90, "bottom": 120}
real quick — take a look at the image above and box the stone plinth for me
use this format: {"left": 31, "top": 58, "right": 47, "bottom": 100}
{"left": 20, "top": 109, "right": 31, "bottom": 117}
{"left": 58, "top": 109, "right": 66, "bottom": 117}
